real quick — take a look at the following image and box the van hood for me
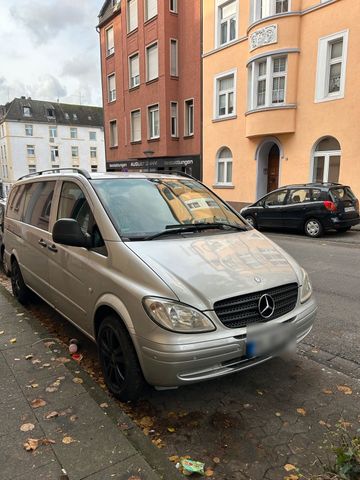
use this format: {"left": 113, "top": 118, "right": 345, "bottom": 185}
{"left": 126, "top": 230, "right": 302, "bottom": 311}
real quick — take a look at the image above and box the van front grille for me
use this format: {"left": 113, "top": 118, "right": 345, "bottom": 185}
{"left": 214, "top": 283, "right": 299, "bottom": 329}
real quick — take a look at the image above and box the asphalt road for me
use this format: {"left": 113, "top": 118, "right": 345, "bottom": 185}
{"left": 266, "top": 230, "right": 360, "bottom": 367}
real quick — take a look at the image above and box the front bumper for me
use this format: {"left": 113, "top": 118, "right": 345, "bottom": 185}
{"left": 136, "top": 297, "right": 317, "bottom": 387}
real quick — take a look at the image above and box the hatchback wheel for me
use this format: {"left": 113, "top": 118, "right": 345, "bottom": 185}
{"left": 11, "top": 259, "right": 32, "bottom": 304}
{"left": 97, "top": 315, "right": 145, "bottom": 402}
{"left": 244, "top": 215, "right": 257, "bottom": 228}
{"left": 304, "top": 218, "right": 323, "bottom": 238}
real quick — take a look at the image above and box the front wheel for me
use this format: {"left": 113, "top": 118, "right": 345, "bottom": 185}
{"left": 11, "top": 259, "right": 32, "bottom": 304}
{"left": 304, "top": 218, "right": 323, "bottom": 238}
{"left": 244, "top": 215, "right": 257, "bottom": 229}
{"left": 97, "top": 315, "right": 146, "bottom": 402}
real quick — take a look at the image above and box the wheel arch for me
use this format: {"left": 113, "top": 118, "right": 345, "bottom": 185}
{"left": 93, "top": 294, "right": 135, "bottom": 340}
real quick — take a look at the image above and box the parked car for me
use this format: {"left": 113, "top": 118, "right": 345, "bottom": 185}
{"left": 0, "top": 198, "right": 9, "bottom": 274}
{"left": 241, "top": 183, "right": 360, "bottom": 237}
{"left": 3, "top": 169, "right": 317, "bottom": 400}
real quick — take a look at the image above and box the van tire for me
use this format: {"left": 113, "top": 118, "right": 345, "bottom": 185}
{"left": 11, "top": 259, "right": 32, "bottom": 305}
{"left": 304, "top": 218, "right": 323, "bottom": 238}
{"left": 97, "top": 315, "right": 145, "bottom": 402}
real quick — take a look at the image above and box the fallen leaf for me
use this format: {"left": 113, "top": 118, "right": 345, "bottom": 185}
{"left": 42, "top": 438, "right": 56, "bottom": 446}
{"left": 45, "top": 411, "right": 59, "bottom": 419}
{"left": 100, "top": 403, "right": 109, "bottom": 408}
{"left": 284, "top": 464, "right": 296, "bottom": 472}
{"left": 62, "top": 436, "right": 76, "bottom": 444}
{"left": 205, "top": 469, "right": 214, "bottom": 477}
{"left": 31, "top": 398, "right": 47, "bottom": 409}
{"left": 256, "top": 390, "right": 264, "bottom": 396}
{"left": 337, "top": 385, "right": 352, "bottom": 395}
{"left": 32, "top": 359, "right": 41, "bottom": 365}
{"left": 69, "top": 415, "right": 78, "bottom": 422}
{"left": 20, "top": 423, "right": 35, "bottom": 432}
{"left": 167, "top": 427, "right": 176, "bottom": 433}
{"left": 139, "top": 416, "right": 153, "bottom": 428}
{"left": 319, "top": 420, "right": 331, "bottom": 428}
{"left": 284, "top": 475, "right": 299, "bottom": 480}
{"left": 30, "top": 383, "right": 39, "bottom": 389}
{"left": 296, "top": 408, "right": 306, "bottom": 416}
{"left": 10, "top": 338, "right": 17, "bottom": 344}
{"left": 72, "top": 377, "right": 83, "bottom": 384}
{"left": 42, "top": 363, "right": 51, "bottom": 368}
{"left": 339, "top": 420, "right": 352, "bottom": 429}
{"left": 213, "top": 457, "right": 221, "bottom": 464}
{"left": 25, "top": 354, "right": 33, "bottom": 360}
{"left": 23, "top": 438, "right": 39, "bottom": 451}
{"left": 169, "top": 455, "right": 180, "bottom": 463}
{"left": 322, "top": 389, "right": 333, "bottom": 395}
{"left": 0, "top": 330, "right": 4, "bottom": 335}
{"left": 16, "top": 313, "right": 24, "bottom": 316}
{"left": 45, "top": 387, "right": 58, "bottom": 393}
{"left": 275, "top": 412, "right": 282, "bottom": 417}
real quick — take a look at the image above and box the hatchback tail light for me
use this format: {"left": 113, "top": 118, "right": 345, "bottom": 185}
{"left": 323, "top": 200, "right": 337, "bottom": 212}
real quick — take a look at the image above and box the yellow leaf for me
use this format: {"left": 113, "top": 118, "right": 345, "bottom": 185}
{"left": 337, "top": 385, "right": 352, "bottom": 395}
{"left": 169, "top": 455, "right": 179, "bottom": 462}
{"left": 167, "top": 427, "right": 176, "bottom": 433}
{"left": 23, "top": 438, "right": 39, "bottom": 451}
{"left": 62, "top": 436, "right": 76, "bottom": 444}
{"left": 45, "top": 411, "right": 59, "bottom": 420}
{"left": 322, "top": 389, "right": 333, "bottom": 395}
{"left": 284, "top": 464, "right": 296, "bottom": 472}
{"left": 0, "top": 331, "right": 4, "bottom": 335}
{"left": 139, "top": 416, "right": 153, "bottom": 428}
{"left": 20, "top": 423, "right": 35, "bottom": 432}
{"left": 31, "top": 398, "right": 47, "bottom": 409}
{"left": 296, "top": 408, "right": 306, "bottom": 416}
{"left": 10, "top": 338, "right": 17, "bottom": 344}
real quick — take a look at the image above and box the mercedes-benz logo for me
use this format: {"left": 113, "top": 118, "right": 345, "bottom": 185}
{"left": 258, "top": 294, "right": 275, "bottom": 319}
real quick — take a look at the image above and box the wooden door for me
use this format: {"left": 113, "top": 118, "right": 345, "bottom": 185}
{"left": 267, "top": 145, "right": 280, "bottom": 193}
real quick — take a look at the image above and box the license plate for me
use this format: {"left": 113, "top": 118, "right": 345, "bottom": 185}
{"left": 345, "top": 206, "right": 355, "bottom": 212}
{"left": 246, "top": 322, "right": 295, "bottom": 358}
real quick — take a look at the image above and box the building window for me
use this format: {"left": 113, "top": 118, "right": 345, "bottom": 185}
{"left": 23, "top": 106, "right": 32, "bottom": 117}
{"left": 47, "top": 108, "right": 55, "bottom": 118}
{"left": 248, "top": 55, "right": 287, "bottom": 110}
{"left": 108, "top": 73, "right": 116, "bottom": 102}
{"left": 184, "top": 99, "right": 194, "bottom": 136}
{"left": 216, "top": 147, "right": 233, "bottom": 185}
{"left": 146, "top": 42, "right": 158, "bottom": 82}
{"left": 25, "top": 124, "right": 33, "bottom": 136}
{"left": 215, "top": 72, "right": 236, "bottom": 118}
{"left": 26, "top": 145, "right": 35, "bottom": 157}
{"left": 312, "top": 137, "right": 341, "bottom": 183}
{"left": 50, "top": 146, "right": 59, "bottom": 162}
{"left": 71, "top": 146, "right": 79, "bottom": 158}
{"left": 170, "top": 102, "right": 178, "bottom": 137}
{"left": 64, "top": 112, "right": 70, "bottom": 120}
{"left": 130, "top": 110, "right": 141, "bottom": 142}
{"left": 91, "top": 165, "right": 98, "bottom": 173}
{"left": 70, "top": 127, "right": 78, "bottom": 139}
{"left": 315, "top": 31, "right": 348, "bottom": 102}
{"left": 89, "top": 131, "right": 97, "bottom": 141}
{"left": 106, "top": 26, "right": 114, "bottom": 56}
{"left": 129, "top": 53, "right": 140, "bottom": 88}
{"left": 169, "top": 0, "right": 178, "bottom": 13}
{"left": 90, "top": 147, "right": 97, "bottom": 158}
{"left": 73, "top": 113, "right": 78, "bottom": 120}
{"left": 49, "top": 126, "right": 57, "bottom": 139}
{"left": 251, "top": 0, "right": 289, "bottom": 22}
{"left": 28, "top": 165, "right": 37, "bottom": 174}
{"left": 109, "top": 120, "right": 118, "bottom": 147}
{"left": 217, "top": 0, "right": 237, "bottom": 47}
{"left": 148, "top": 104, "right": 160, "bottom": 139}
{"left": 170, "top": 39, "right": 178, "bottom": 77}
{"left": 127, "top": 0, "right": 138, "bottom": 32}
{"left": 145, "top": 0, "right": 157, "bottom": 21}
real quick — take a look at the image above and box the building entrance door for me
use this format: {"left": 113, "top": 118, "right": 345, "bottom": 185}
{"left": 267, "top": 144, "right": 280, "bottom": 193}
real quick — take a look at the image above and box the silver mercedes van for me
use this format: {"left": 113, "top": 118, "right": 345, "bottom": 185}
{"left": 4, "top": 169, "right": 317, "bottom": 400}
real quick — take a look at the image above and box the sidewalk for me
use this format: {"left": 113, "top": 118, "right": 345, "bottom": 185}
{"left": 0, "top": 286, "right": 181, "bottom": 480}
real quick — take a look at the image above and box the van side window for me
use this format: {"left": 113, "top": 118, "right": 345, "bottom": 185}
{"left": 7, "top": 186, "right": 26, "bottom": 222}
{"left": 57, "top": 182, "right": 107, "bottom": 256}
{"left": 22, "top": 181, "right": 56, "bottom": 231}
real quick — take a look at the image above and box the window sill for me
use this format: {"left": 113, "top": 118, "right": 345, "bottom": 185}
{"left": 171, "top": 136, "right": 179, "bottom": 141}
{"left": 212, "top": 115, "right": 237, "bottom": 123}
{"left": 127, "top": 27, "right": 138, "bottom": 37}
{"left": 146, "top": 78, "right": 159, "bottom": 86}
{"left": 129, "top": 85, "right": 140, "bottom": 92}
{"left": 106, "top": 52, "right": 115, "bottom": 59}
{"left": 144, "top": 15, "right": 157, "bottom": 26}
{"left": 148, "top": 137, "right": 160, "bottom": 142}
{"left": 213, "top": 184, "right": 235, "bottom": 189}
{"left": 169, "top": 10, "right": 178, "bottom": 16}
{"left": 130, "top": 140, "right": 142, "bottom": 145}
{"left": 170, "top": 75, "right": 179, "bottom": 80}
{"left": 108, "top": 99, "right": 117, "bottom": 104}
{"left": 183, "top": 134, "right": 194, "bottom": 139}
{"left": 314, "top": 94, "right": 345, "bottom": 104}
{"left": 110, "top": 145, "right": 118, "bottom": 149}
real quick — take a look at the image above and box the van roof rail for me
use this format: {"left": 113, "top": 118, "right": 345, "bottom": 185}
{"left": 18, "top": 168, "right": 91, "bottom": 181}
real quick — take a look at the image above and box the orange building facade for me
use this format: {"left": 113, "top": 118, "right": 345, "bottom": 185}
{"left": 202, "top": 0, "right": 360, "bottom": 208}
{"left": 98, "top": 0, "right": 202, "bottom": 177}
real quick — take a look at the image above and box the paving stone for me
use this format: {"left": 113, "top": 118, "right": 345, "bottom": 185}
{"left": 13, "top": 460, "right": 64, "bottom": 480}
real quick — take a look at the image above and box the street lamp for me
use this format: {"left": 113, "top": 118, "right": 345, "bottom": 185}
{"left": 143, "top": 150, "right": 154, "bottom": 173}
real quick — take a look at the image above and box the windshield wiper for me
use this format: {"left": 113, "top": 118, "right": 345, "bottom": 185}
{"left": 145, "top": 222, "right": 247, "bottom": 240}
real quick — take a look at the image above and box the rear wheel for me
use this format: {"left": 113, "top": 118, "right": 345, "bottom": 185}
{"left": 97, "top": 315, "right": 145, "bottom": 402}
{"left": 304, "top": 218, "right": 323, "bottom": 238}
{"left": 244, "top": 215, "right": 257, "bottom": 229}
{"left": 11, "top": 259, "right": 32, "bottom": 304}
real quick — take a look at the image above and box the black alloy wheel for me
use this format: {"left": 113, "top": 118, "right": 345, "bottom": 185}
{"left": 244, "top": 215, "right": 257, "bottom": 229}
{"left": 11, "top": 259, "right": 32, "bottom": 304}
{"left": 97, "top": 315, "right": 145, "bottom": 402}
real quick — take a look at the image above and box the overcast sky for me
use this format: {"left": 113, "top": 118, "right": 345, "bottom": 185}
{"left": 0, "top": 0, "right": 104, "bottom": 107}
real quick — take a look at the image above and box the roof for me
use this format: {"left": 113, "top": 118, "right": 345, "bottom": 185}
{"left": 0, "top": 98, "right": 104, "bottom": 128}
{"left": 98, "top": 0, "right": 121, "bottom": 27}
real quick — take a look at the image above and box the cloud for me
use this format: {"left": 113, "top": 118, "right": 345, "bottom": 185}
{"left": 10, "top": 0, "right": 96, "bottom": 44}
{"left": 0, "top": 74, "right": 67, "bottom": 104}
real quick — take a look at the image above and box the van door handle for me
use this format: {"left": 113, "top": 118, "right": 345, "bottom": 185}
{"left": 48, "top": 244, "right": 58, "bottom": 253}
{"left": 38, "top": 239, "right": 47, "bottom": 248}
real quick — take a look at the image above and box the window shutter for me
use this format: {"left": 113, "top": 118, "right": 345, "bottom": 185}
{"left": 131, "top": 55, "right": 139, "bottom": 77}
{"left": 170, "top": 40, "right": 178, "bottom": 76}
{"left": 147, "top": 44, "right": 158, "bottom": 80}
{"left": 132, "top": 111, "right": 141, "bottom": 141}
{"left": 109, "top": 74, "right": 116, "bottom": 91}
{"left": 146, "top": 0, "right": 157, "bottom": 20}
{"left": 128, "top": 0, "right": 138, "bottom": 31}
{"left": 106, "top": 27, "right": 114, "bottom": 52}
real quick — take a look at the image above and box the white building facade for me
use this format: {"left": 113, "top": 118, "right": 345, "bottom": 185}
{"left": 0, "top": 98, "right": 106, "bottom": 198}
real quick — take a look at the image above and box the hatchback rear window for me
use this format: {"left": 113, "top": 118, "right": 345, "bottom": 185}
{"left": 330, "top": 187, "right": 356, "bottom": 202}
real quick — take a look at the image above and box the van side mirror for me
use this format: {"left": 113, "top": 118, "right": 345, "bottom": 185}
{"left": 53, "top": 218, "right": 92, "bottom": 248}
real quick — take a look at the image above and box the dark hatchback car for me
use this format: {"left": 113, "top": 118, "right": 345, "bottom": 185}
{"left": 0, "top": 199, "right": 7, "bottom": 271}
{"left": 241, "top": 183, "right": 360, "bottom": 237}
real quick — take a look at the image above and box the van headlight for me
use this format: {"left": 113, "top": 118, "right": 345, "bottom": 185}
{"left": 300, "top": 269, "right": 312, "bottom": 303}
{"left": 143, "top": 298, "right": 216, "bottom": 333}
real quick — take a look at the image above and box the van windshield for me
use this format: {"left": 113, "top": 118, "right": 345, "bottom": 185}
{"left": 91, "top": 178, "right": 247, "bottom": 240}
